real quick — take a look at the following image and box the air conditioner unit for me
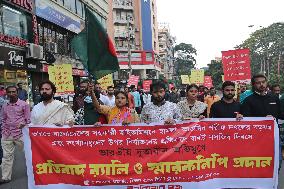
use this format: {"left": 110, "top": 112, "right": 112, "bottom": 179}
{"left": 46, "top": 42, "right": 58, "bottom": 53}
{"left": 26, "top": 43, "right": 44, "bottom": 59}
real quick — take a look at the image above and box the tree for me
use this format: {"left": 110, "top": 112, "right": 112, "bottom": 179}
{"left": 174, "top": 43, "right": 197, "bottom": 75}
{"left": 236, "top": 22, "right": 284, "bottom": 88}
{"left": 205, "top": 59, "right": 224, "bottom": 89}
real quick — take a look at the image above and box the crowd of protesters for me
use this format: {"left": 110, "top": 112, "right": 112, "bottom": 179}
{"left": 0, "top": 73, "right": 284, "bottom": 184}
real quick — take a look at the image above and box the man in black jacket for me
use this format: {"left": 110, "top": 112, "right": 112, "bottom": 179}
{"left": 241, "top": 74, "right": 283, "bottom": 120}
{"left": 210, "top": 81, "right": 242, "bottom": 119}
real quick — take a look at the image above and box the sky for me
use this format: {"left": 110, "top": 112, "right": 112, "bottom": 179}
{"left": 156, "top": 0, "right": 284, "bottom": 68}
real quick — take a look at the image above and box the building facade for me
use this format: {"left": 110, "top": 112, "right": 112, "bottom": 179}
{"left": 0, "top": 0, "right": 109, "bottom": 102}
{"left": 158, "top": 23, "right": 175, "bottom": 80}
{"left": 108, "top": 0, "right": 161, "bottom": 81}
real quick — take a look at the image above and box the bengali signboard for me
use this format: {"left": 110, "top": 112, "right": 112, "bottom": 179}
{"left": 23, "top": 118, "right": 278, "bottom": 189}
{"left": 97, "top": 74, "right": 114, "bottom": 90}
{"left": 128, "top": 75, "right": 140, "bottom": 87}
{"left": 190, "top": 69, "right": 204, "bottom": 84}
{"left": 221, "top": 49, "right": 251, "bottom": 83}
{"left": 204, "top": 76, "right": 213, "bottom": 88}
{"left": 48, "top": 64, "right": 74, "bottom": 94}
{"left": 180, "top": 75, "right": 190, "bottom": 84}
{"left": 142, "top": 80, "right": 152, "bottom": 92}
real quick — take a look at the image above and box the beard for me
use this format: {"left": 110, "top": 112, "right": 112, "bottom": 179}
{"left": 223, "top": 94, "right": 234, "bottom": 100}
{"left": 79, "top": 89, "right": 87, "bottom": 95}
{"left": 40, "top": 93, "right": 53, "bottom": 101}
{"left": 153, "top": 96, "right": 165, "bottom": 103}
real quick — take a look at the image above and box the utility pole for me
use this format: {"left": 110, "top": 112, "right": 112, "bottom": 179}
{"left": 127, "top": 16, "right": 132, "bottom": 78}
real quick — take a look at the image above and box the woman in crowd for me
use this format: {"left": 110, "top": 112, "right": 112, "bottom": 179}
{"left": 177, "top": 84, "right": 207, "bottom": 120}
{"left": 89, "top": 83, "right": 139, "bottom": 125}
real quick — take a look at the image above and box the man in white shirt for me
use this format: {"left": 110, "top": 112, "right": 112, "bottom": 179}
{"left": 106, "top": 86, "right": 115, "bottom": 106}
{"left": 31, "top": 81, "right": 74, "bottom": 126}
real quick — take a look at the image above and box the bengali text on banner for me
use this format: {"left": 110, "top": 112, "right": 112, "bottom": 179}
{"left": 23, "top": 118, "right": 279, "bottom": 189}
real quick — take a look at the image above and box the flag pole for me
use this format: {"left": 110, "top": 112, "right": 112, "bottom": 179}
{"left": 84, "top": 6, "right": 93, "bottom": 83}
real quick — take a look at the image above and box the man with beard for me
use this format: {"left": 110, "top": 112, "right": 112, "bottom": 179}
{"left": 0, "top": 86, "right": 30, "bottom": 184}
{"left": 106, "top": 86, "right": 115, "bottom": 106}
{"left": 210, "top": 81, "right": 242, "bottom": 119}
{"left": 271, "top": 84, "right": 281, "bottom": 99}
{"left": 73, "top": 80, "right": 89, "bottom": 113}
{"left": 241, "top": 74, "right": 283, "bottom": 119}
{"left": 141, "top": 81, "right": 181, "bottom": 124}
{"left": 30, "top": 81, "right": 74, "bottom": 126}
{"left": 17, "top": 82, "right": 28, "bottom": 101}
{"left": 237, "top": 82, "right": 253, "bottom": 103}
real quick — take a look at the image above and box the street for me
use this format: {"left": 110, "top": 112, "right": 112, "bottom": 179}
{"left": 0, "top": 149, "right": 283, "bottom": 189}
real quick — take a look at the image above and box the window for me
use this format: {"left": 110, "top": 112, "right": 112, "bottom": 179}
{"left": 64, "top": 0, "right": 76, "bottom": 13}
{"left": 146, "top": 52, "right": 153, "bottom": 61}
{"left": 76, "top": 0, "right": 83, "bottom": 17}
{"left": 57, "top": 0, "right": 64, "bottom": 6}
{"left": 1, "top": 6, "right": 27, "bottom": 39}
{"left": 131, "top": 52, "right": 141, "bottom": 61}
{"left": 38, "top": 18, "right": 75, "bottom": 57}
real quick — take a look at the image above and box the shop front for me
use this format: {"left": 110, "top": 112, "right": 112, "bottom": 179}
{"left": 0, "top": 0, "right": 38, "bottom": 102}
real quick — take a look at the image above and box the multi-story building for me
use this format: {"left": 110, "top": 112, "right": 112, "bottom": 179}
{"left": 158, "top": 23, "right": 175, "bottom": 80}
{"left": 0, "top": 0, "right": 109, "bottom": 102}
{"left": 108, "top": 0, "right": 161, "bottom": 81}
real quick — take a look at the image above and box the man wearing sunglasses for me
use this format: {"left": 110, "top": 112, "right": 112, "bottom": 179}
{"left": 210, "top": 81, "right": 242, "bottom": 120}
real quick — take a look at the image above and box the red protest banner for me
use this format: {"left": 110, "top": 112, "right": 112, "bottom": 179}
{"left": 128, "top": 75, "right": 140, "bottom": 87}
{"left": 23, "top": 119, "right": 278, "bottom": 189}
{"left": 142, "top": 80, "right": 152, "bottom": 92}
{"left": 222, "top": 49, "right": 251, "bottom": 83}
{"left": 204, "top": 76, "right": 213, "bottom": 88}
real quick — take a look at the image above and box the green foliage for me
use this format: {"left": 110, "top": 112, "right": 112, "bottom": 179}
{"left": 237, "top": 22, "right": 284, "bottom": 87}
{"left": 205, "top": 60, "right": 224, "bottom": 89}
{"left": 174, "top": 43, "right": 197, "bottom": 75}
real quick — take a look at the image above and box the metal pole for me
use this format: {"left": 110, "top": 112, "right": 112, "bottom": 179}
{"left": 127, "top": 16, "right": 132, "bottom": 78}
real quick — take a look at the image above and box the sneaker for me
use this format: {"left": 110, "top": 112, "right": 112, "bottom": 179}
{"left": 0, "top": 179, "right": 11, "bottom": 184}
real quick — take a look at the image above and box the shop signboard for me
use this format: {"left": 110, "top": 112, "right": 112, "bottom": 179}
{"left": 0, "top": 46, "right": 26, "bottom": 70}
{"left": 35, "top": 0, "right": 84, "bottom": 34}
{"left": 3, "top": 0, "right": 35, "bottom": 14}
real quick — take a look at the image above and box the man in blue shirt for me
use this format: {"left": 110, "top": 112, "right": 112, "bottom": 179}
{"left": 130, "top": 85, "right": 141, "bottom": 114}
{"left": 17, "top": 83, "right": 28, "bottom": 101}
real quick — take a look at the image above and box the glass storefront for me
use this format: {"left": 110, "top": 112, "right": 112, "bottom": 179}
{"left": 0, "top": 5, "right": 28, "bottom": 39}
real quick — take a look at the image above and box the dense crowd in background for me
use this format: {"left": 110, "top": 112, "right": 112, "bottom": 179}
{"left": 0, "top": 73, "right": 283, "bottom": 184}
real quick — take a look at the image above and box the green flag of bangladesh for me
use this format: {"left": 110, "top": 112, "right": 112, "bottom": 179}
{"left": 71, "top": 7, "right": 119, "bottom": 79}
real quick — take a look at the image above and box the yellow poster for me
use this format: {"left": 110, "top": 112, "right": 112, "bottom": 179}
{"left": 180, "top": 75, "right": 190, "bottom": 84}
{"left": 190, "top": 69, "right": 204, "bottom": 84}
{"left": 48, "top": 64, "right": 74, "bottom": 94}
{"left": 97, "top": 74, "right": 114, "bottom": 90}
